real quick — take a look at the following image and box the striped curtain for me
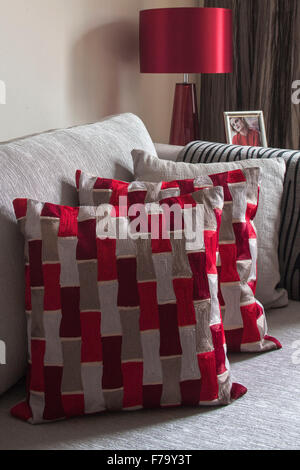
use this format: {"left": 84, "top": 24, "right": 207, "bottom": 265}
{"left": 199, "top": 0, "right": 300, "bottom": 150}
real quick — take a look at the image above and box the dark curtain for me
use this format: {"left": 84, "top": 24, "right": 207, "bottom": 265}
{"left": 199, "top": 0, "right": 300, "bottom": 149}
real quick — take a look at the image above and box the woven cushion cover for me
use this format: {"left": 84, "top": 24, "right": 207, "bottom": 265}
{"left": 76, "top": 167, "right": 281, "bottom": 354}
{"left": 178, "top": 141, "right": 299, "bottom": 301}
{"left": 12, "top": 190, "right": 246, "bottom": 424}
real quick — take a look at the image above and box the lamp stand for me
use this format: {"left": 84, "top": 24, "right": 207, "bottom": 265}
{"left": 169, "top": 74, "right": 199, "bottom": 146}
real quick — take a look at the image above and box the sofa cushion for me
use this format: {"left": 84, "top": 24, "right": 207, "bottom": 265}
{"left": 11, "top": 194, "right": 247, "bottom": 424}
{"left": 0, "top": 113, "right": 156, "bottom": 395}
{"left": 132, "top": 149, "right": 287, "bottom": 310}
{"left": 178, "top": 141, "right": 299, "bottom": 302}
{"left": 76, "top": 167, "right": 282, "bottom": 354}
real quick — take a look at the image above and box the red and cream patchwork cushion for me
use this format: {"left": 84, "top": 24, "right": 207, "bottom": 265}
{"left": 76, "top": 168, "right": 282, "bottom": 354}
{"left": 12, "top": 192, "right": 246, "bottom": 424}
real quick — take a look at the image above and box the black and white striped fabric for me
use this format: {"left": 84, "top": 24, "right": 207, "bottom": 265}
{"left": 178, "top": 141, "right": 300, "bottom": 301}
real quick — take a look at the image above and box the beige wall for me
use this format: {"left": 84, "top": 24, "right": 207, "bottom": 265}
{"left": 0, "top": 0, "right": 198, "bottom": 144}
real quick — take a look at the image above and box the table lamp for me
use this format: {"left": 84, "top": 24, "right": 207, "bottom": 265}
{"left": 139, "top": 7, "right": 232, "bottom": 145}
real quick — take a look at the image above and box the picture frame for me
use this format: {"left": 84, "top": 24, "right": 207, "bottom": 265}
{"left": 224, "top": 111, "right": 268, "bottom": 148}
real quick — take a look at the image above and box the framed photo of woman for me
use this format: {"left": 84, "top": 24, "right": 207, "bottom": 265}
{"left": 224, "top": 111, "right": 268, "bottom": 147}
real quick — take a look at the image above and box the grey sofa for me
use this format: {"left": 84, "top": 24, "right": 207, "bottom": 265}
{"left": 0, "top": 114, "right": 299, "bottom": 450}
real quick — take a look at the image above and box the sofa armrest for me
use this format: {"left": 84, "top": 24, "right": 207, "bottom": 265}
{"left": 154, "top": 143, "right": 184, "bottom": 161}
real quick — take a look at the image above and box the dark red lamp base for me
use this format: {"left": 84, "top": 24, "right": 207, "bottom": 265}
{"left": 169, "top": 83, "right": 199, "bottom": 146}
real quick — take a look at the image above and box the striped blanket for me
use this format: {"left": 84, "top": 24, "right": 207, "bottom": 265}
{"left": 178, "top": 142, "right": 300, "bottom": 301}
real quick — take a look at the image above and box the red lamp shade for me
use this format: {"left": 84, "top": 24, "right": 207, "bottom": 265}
{"left": 139, "top": 8, "right": 233, "bottom": 146}
{"left": 140, "top": 8, "right": 232, "bottom": 74}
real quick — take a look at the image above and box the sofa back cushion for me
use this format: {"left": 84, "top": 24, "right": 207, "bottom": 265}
{"left": 0, "top": 113, "right": 156, "bottom": 395}
{"left": 178, "top": 141, "right": 300, "bottom": 301}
